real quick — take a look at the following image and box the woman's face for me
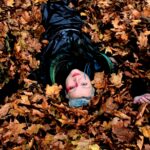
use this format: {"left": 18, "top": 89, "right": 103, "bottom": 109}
{"left": 65, "top": 69, "right": 93, "bottom": 99}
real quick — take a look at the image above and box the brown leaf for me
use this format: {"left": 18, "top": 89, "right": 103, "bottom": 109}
{"left": 100, "top": 97, "right": 118, "bottom": 115}
{"left": 20, "top": 11, "right": 31, "bottom": 24}
{"left": 42, "top": 133, "right": 53, "bottom": 145}
{"left": 32, "top": 0, "right": 47, "bottom": 4}
{"left": 136, "top": 103, "right": 148, "bottom": 119}
{"left": 20, "top": 95, "right": 31, "bottom": 105}
{"left": 72, "top": 137, "right": 93, "bottom": 150}
{"left": 139, "top": 126, "right": 150, "bottom": 138}
{"left": 0, "top": 103, "right": 11, "bottom": 118}
{"left": 113, "top": 110, "right": 131, "bottom": 120}
{"left": 109, "top": 72, "right": 123, "bottom": 88}
{"left": 135, "top": 117, "right": 144, "bottom": 126}
{"left": 89, "top": 144, "right": 100, "bottom": 150}
{"left": 92, "top": 72, "right": 106, "bottom": 89}
{"left": 137, "top": 135, "right": 144, "bottom": 150}
{"left": 143, "top": 144, "right": 150, "bottom": 150}
{"left": 26, "top": 124, "right": 43, "bottom": 135}
{"left": 4, "top": 120, "right": 26, "bottom": 138}
{"left": 45, "top": 84, "right": 62, "bottom": 99}
{"left": 32, "top": 109, "right": 45, "bottom": 118}
{"left": 112, "top": 122, "right": 135, "bottom": 142}
{"left": 4, "top": 0, "right": 14, "bottom": 7}
{"left": 142, "top": 7, "right": 150, "bottom": 17}
{"left": 138, "top": 32, "right": 148, "bottom": 49}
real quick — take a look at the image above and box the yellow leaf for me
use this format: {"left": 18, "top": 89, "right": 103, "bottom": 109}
{"left": 144, "top": 30, "right": 150, "bottom": 36}
{"left": 26, "top": 124, "right": 43, "bottom": 135}
{"left": 137, "top": 135, "right": 144, "bottom": 150}
{"left": 138, "top": 32, "right": 148, "bottom": 48}
{"left": 21, "top": 95, "right": 30, "bottom": 105}
{"left": 4, "top": 0, "right": 14, "bottom": 7}
{"left": 139, "top": 126, "right": 150, "bottom": 138}
{"left": 42, "top": 133, "right": 53, "bottom": 145}
{"left": 130, "top": 19, "right": 141, "bottom": 26}
{"left": 32, "top": 0, "right": 48, "bottom": 4}
{"left": 146, "top": 70, "right": 150, "bottom": 79}
{"left": 80, "top": 12, "right": 87, "bottom": 16}
{"left": 113, "top": 110, "right": 131, "bottom": 120}
{"left": 89, "top": 24, "right": 99, "bottom": 32}
{"left": 92, "top": 72, "right": 106, "bottom": 89}
{"left": 102, "top": 121, "right": 111, "bottom": 130}
{"left": 105, "top": 46, "right": 113, "bottom": 54}
{"left": 135, "top": 117, "right": 144, "bottom": 126}
{"left": 45, "top": 84, "right": 62, "bottom": 99}
{"left": 89, "top": 144, "right": 101, "bottom": 150}
{"left": 109, "top": 72, "right": 123, "bottom": 88}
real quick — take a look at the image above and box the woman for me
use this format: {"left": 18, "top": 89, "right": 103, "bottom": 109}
{"left": 40, "top": 0, "right": 150, "bottom": 107}
{"left": 40, "top": 0, "right": 115, "bottom": 107}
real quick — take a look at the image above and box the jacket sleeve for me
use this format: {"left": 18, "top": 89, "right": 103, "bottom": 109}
{"left": 130, "top": 78, "right": 150, "bottom": 97}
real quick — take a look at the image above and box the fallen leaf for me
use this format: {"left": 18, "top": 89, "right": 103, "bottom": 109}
{"left": 137, "top": 135, "right": 144, "bottom": 150}
{"left": 0, "top": 103, "right": 11, "bottom": 118}
{"left": 112, "top": 122, "right": 135, "bottom": 142}
{"left": 45, "top": 84, "right": 62, "bottom": 99}
{"left": 92, "top": 72, "right": 106, "bottom": 89}
{"left": 99, "top": 97, "right": 118, "bottom": 115}
{"left": 113, "top": 110, "right": 131, "bottom": 120}
{"left": 26, "top": 124, "right": 43, "bottom": 135}
{"left": 138, "top": 32, "right": 148, "bottom": 49}
{"left": 136, "top": 103, "right": 148, "bottom": 119}
{"left": 109, "top": 72, "right": 123, "bottom": 88}
{"left": 20, "top": 95, "right": 30, "bottom": 105}
{"left": 4, "top": 0, "right": 14, "bottom": 7}
{"left": 139, "top": 126, "right": 150, "bottom": 138}
{"left": 143, "top": 144, "right": 150, "bottom": 150}
{"left": 72, "top": 137, "right": 93, "bottom": 150}
{"left": 89, "top": 144, "right": 101, "bottom": 150}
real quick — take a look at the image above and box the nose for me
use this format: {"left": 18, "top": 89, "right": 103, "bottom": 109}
{"left": 73, "top": 75, "right": 83, "bottom": 84}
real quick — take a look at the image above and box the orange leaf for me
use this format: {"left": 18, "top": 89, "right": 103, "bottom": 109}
{"left": 0, "top": 103, "right": 11, "bottom": 118}
{"left": 109, "top": 72, "right": 123, "bottom": 88}
{"left": 138, "top": 32, "right": 148, "bottom": 49}
{"left": 92, "top": 72, "right": 106, "bottom": 89}
{"left": 137, "top": 135, "right": 144, "bottom": 150}
{"left": 45, "top": 84, "right": 62, "bottom": 99}
{"left": 139, "top": 126, "right": 150, "bottom": 138}
{"left": 4, "top": 0, "right": 14, "bottom": 7}
{"left": 26, "top": 124, "right": 43, "bottom": 135}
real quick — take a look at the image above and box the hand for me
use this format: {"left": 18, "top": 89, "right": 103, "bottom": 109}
{"left": 133, "top": 93, "right": 150, "bottom": 104}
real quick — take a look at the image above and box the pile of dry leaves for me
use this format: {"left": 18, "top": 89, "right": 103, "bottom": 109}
{"left": 0, "top": 0, "right": 150, "bottom": 149}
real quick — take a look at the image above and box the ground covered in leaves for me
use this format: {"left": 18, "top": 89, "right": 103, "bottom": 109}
{"left": 0, "top": 0, "right": 150, "bottom": 149}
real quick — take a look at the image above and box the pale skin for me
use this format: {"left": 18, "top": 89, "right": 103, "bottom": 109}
{"left": 133, "top": 93, "right": 150, "bottom": 104}
{"left": 65, "top": 69, "right": 150, "bottom": 104}
{"left": 65, "top": 69, "right": 93, "bottom": 99}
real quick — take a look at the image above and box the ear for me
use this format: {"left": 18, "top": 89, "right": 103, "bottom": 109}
{"left": 65, "top": 90, "right": 69, "bottom": 99}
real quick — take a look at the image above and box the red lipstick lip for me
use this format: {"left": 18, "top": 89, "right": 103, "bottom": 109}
{"left": 72, "top": 73, "right": 80, "bottom": 77}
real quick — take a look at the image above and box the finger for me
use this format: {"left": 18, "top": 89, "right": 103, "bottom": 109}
{"left": 144, "top": 94, "right": 150, "bottom": 100}
{"left": 133, "top": 96, "right": 140, "bottom": 103}
{"left": 139, "top": 97, "right": 150, "bottom": 104}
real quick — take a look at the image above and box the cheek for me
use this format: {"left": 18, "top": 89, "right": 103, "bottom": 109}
{"left": 65, "top": 77, "right": 70, "bottom": 87}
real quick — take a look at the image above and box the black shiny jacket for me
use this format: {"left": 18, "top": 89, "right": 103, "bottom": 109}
{"left": 40, "top": 0, "right": 114, "bottom": 86}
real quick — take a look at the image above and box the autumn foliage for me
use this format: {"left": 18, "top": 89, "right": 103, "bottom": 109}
{"left": 0, "top": 0, "right": 150, "bottom": 149}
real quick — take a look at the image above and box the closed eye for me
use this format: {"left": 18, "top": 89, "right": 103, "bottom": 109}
{"left": 81, "top": 83, "right": 88, "bottom": 86}
{"left": 70, "top": 86, "right": 75, "bottom": 90}
{"left": 67, "top": 86, "right": 75, "bottom": 93}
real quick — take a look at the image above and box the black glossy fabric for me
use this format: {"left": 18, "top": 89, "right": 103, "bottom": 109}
{"left": 40, "top": 0, "right": 114, "bottom": 86}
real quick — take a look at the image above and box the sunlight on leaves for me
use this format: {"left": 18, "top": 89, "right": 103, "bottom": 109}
{"left": 139, "top": 126, "right": 150, "bottom": 138}
{"left": 45, "top": 84, "right": 62, "bottom": 99}
{"left": 109, "top": 72, "right": 123, "bottom": 88}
